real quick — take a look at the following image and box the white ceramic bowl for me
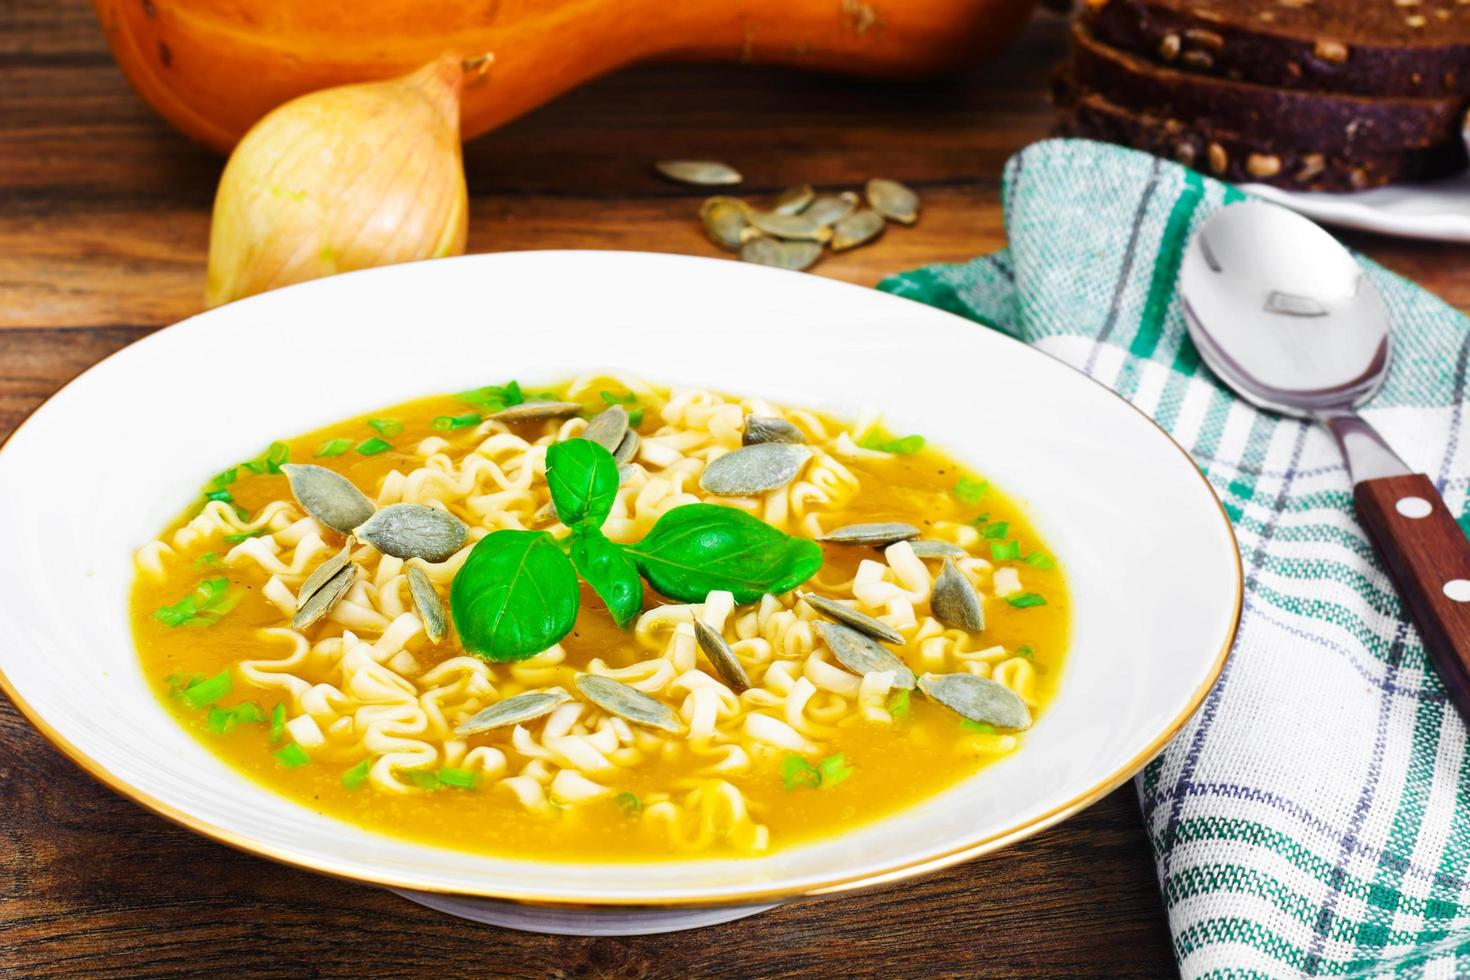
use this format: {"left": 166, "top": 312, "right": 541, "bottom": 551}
{"left": 0, "top": 251, "right": 1239, "bottom": 910}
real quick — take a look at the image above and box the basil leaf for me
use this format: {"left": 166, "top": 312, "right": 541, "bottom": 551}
{"left": 449, "top": 530, "right": 579, "bottom": 661}
{"left": 628, "top": 503, "right": 821, "bottom": 604}
{"left": 570, "top": 528, "right": 643, "bottom": 628}
{"left": 546, "top": 439, "right": 619, "bottom": 528}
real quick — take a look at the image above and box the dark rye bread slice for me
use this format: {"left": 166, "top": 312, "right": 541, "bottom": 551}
{"left": 1070, "top": 23, "right": 1466, "bottom": 153}
{"left": 1054, "top": 83, "right": 1469, "bottom": 191}
{"left": 1084, "top": 0, "right": 1470, "bottom": 97}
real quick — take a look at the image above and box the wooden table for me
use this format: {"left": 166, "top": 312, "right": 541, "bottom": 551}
{"left": 5, "top": 2, "right": 1469, "bottom": 976}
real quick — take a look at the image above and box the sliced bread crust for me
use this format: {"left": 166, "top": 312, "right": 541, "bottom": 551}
{"left": 1071, "top": 23, "right": 1467, "bottom": 153}
{"left": 1085, "top": 0, "right": 1470, "bottom": 97}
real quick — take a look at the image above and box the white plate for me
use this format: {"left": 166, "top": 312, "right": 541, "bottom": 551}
{"left": 1245, "top": 172, "right": 1470, "bottom": 242}
{"left": 0, "top": 251, "right": 1240, "bottom": 909}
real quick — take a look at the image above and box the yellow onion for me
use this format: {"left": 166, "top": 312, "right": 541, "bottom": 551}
{"left": 205, "top": 55, "right": 469, "bottom": 307}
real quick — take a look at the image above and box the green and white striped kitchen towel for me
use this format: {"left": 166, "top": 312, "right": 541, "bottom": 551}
{"left": 880, "top": 138, "right": 1470, "bottom": 979}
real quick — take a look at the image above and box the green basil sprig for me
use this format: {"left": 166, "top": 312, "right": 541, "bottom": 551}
{"left": 450, "top": 439, "right": 822, "bottom": 661}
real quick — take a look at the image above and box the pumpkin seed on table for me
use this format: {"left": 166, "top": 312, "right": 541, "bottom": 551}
{"left": 743, "top": 415, "right": 806, "bottom": 446}
{"left": 773, "top": 184, "right": 815, "bottom": 215}
{"left": 816, "top": 621, "right": 916, "bottom": 690}
{"left": 802, "top": 193, "right": 858, "bottom": 226}
{"left": 799, "top": 591, "right": 903, "bottom": 645}
{"left": 739, "top": 237, "right": 823, "bottom": 271}
{"left": 407, "top": 564, "right": 448, "bottom": 643}
{"left": 930, "top": 559, "right": 985, "bottom": 632}
{"left": 693, "top": 620, "right": 751, "bottom": 692}
{"left": 699, "top": 442, "right": 812, "bottom": 496}
{"left": 699, "top": 197, "right": 755, "bottom": 252}
{"left": 866, "top": 178, "right": 920, "bottom": 225}
{"left": 356, "top": 503, "right": 468, "bottom": 562}
{"left": 746, "top": 210, "right": 833, "bottom": 242}
{"left": 909, "top": 540, "right": 968, "bottom": 560}
{"left": 582, "top": 405, "right": 629, "bottom": 453}
{"left": 282, "top": 464, "right": 376, "bottom": 534}
{"left": 655, "top": 160, "right": 742, "bottom": 186}
{"left": 831, "top": 209, "right": 886, "bottom": 251}
{"left": 294, "top": 562, "right": 357, "bottom": 630}
{"left": 575, "top": 673, "right": 684, "bottom": 733}
{"left": 491, "top": 401, "right": 583, "bottom": 423}
{"left": 455, "top": 688, "right": 573, "bottom": 736}
{"left": 819, "top": 522, "right": 921, "bottom": 547}
{"left": 918, "top": 672, "right": 1031, "bottom": 730}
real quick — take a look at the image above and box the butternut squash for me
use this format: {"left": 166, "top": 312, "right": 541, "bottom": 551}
{"left": 91, "top": 0, "right": 1037, "bottom": 153}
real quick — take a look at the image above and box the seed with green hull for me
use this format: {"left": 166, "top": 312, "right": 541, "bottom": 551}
{"left": 773, "top": 184, "right": 815, "bottom": 215}
{"left": 655, "top": 160, "right": 742, "bottom": 186}
{"left": 747, "top": 210, "right": 834, "bottom": 242}
{"left": 832, "top": 209, "right": 886, "bottom": 251}
{"left": 930, "top": 559, "right": 985, "bottom": 632}
{"left": 739, "top": 237, "right": 823, "bottom": 271}
{"left": 799, "top": 591, "right": 903, "bottom": 644}
{"left": 699, "top": 443, "right": 812, "bottom": 496}
{"left": 866, "top": 178, "right": 920, "bottom": 224}
{"left": 693, "top": 620, "right": 751, "bottom": 692}
{"left": 918, "top": 672, "right": 1030, "bottom": 730}
{"left": 699, "top": 196, "right": 754, "bottom": 252}
{"left": 282, "top": 464, "right": 375, "bottom": 534}
{"left": 407, "top": 564, "right": 448, "bottom": 643}
{"left": 575, "top": 674, "right": 684, "bottom": 733}
{"left": 356, "top": 503, "right": 468, "bottom": 563}
{"left": 455, "top": 689, "right": 573, "bottom": 735}
{"left": 816, "top": 622, "right": 916, "bottom": 689}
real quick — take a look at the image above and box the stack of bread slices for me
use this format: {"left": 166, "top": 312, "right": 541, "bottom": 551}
{"left": 1056, "top": 0, "right": 1470, "bottom": 191}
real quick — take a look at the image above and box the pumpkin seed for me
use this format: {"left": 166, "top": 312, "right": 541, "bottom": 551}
{"left": 296, "top": 542, "right": 353, "bottom": 612}
{"left": 454, "top": 688, "right": 573, "bottom": 736}
{"left": 867, "top": 178, "right": 920, "bottom": 225}
{"left": 582, "top": 405, "right": 629, "bottom": 453}
{"left": 693, "top": 620, "right": 751, "bottom": 692}
{"left": 743, "top": 415, "right": 806, "bottom": 446}
{"left": 407, "top": 565, "right": 447, "bottom": 643}
{"left": 613, "top": 428, "right": 641, "bottom": 464}
{"left": 739, "top": 237, "right": 823, "bottom": 271}
{"left": 799, "top": 591, "right": 904, "bottom": 645}
{"left": 803, "top": 193, "right": 858, "bottom": 226}
{"left": 356, "top": 503, "right": 468, "bottom": 562}
{"left": 747, "top": 210, "right": 834, "bottom": 242}
{"left": 816, "top": 622, "right": 916, "bottom": 690}
{"left": 281, "top": 464, "right": 376, "bottom": 534}
{"left": 831, "top": 209, "right": 886, "bottom": 251}
{"left": 773, "top": 184, "right": 815, "bottom": 215}
{"left": 655, "top": 159, "right": 743, "bottom": 186}
{"left": 699, "top": 196, "right": 754, "bottom": 252}
{"left": 491, "top": 401, "right": 583, "bottom": 423}
{"left": 931, "top": 559, "right": 985, "bottom": 632}
{"left": 574, "top": 673, "right": 684, "bottom": 733}
{"left": 699, "top": 442, "right": 812, "bottom": 496}
{"left": 909, "top": 540, "right": 969, "bottom": 560}
{"left": 918, "top": 672, "right": 1030, "bottom": 730}
{"left": 293, "top": 563, "right": 356, "bottom": 630}
{"left": 819, "top": 522, "right": 921, "bottom": 547}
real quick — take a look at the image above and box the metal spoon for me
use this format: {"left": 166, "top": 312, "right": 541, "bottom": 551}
{"left": 1180, "top": 200, "right": 1470, "bottom": 708}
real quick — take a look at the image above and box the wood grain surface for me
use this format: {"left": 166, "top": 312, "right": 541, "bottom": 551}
{"left": 4, "top": 0, "right": 1470, "bottom": 976}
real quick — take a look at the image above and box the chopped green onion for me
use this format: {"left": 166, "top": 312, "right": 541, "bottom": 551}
{"left": 600, "top": 390, "right": 637, "bottom": 406}
{"left": 887, "top": 688, "right": 911, "bottom": 722}
{"left": 1005, "top": 592, "right": 1048, "bottom": 608}
{"left": 859, "top": 430, "right": 926, "bottom": 454}
{"left": 781, "top": 753, "right": 822, "bottom": 791}
{"left": 368, "top": 418, "right": 404, "bottom": 437}
{"left": 356, "top": 436, "right": 393, "bottom": 456}
{"left": 223, "top": 529, "right": 265, "bottom": 543}
{"left": 1024, "top": 551, "right": 1056, "bottom": 570}
{"left": 342, "top": 758, "right": 372, "bottom": 790}
{"left": 980, "top": 521, "right": 1010, "bottom": 540}
{"left": 194, "top": 552, "right": 219, "bottom": 568}
{"left": 274, "top": 743, "right": 310, "bottom": 768}
{"left": 242, "top": 441, "right": 290, "bottom": 474}
{"left": 970, "top": 513, "right": 991, "bottom": 526}
{"left": 990, "top": 539, "right": 1022, "bottom": 561}
{"left": 179, "top": 669, "right": 233, "bottom": 709}
{"left": 432, "top": 413, "right": 482, "bottom": 431}
{"left": 232, "top": 701, "right": 267, "bottom": 724}
{"left": 210, "top": 467, "right": 238, "bottom": 490}
{"left": 627, "top": 408, "right": 645, "bottom": 429}
{"left": 457, "top": 380, "right": 525, "bottom": 410}
{"left": 817, "top": 753, "right": 854, "bottom": 788}
{"left": 962, "top": 719, "right": 997, "bottom": 734}
{"left": 1015, "top": 645, "right": 1035, "bottom": 660}
{"left": 269, "top": 703, "right": 286, "bottom": 744}
{"left": 953, "top": 477, "right": 989, "bottom": 505}
{"left": 165, "top": 673, "right": 204, "bottom": 696}
{"left": 614, "top": 791, "right": 642, "bottom": 814}
{"left": 204, "top": 489, "right": 234, "bottom": 504}
{"left": 152, "top": 577, "right": 235, "bottom": 627}
{"left": 437, "top": 767, "right": 480, "bottom": 790}
{"left": 314, "top": 438, "right": 353, "bottom": 458}
{"left": 205, "top": 705, "right": 237, "bottom": 735}
{"left": 407, "top": 768, "right": 442, "bottom": 791}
